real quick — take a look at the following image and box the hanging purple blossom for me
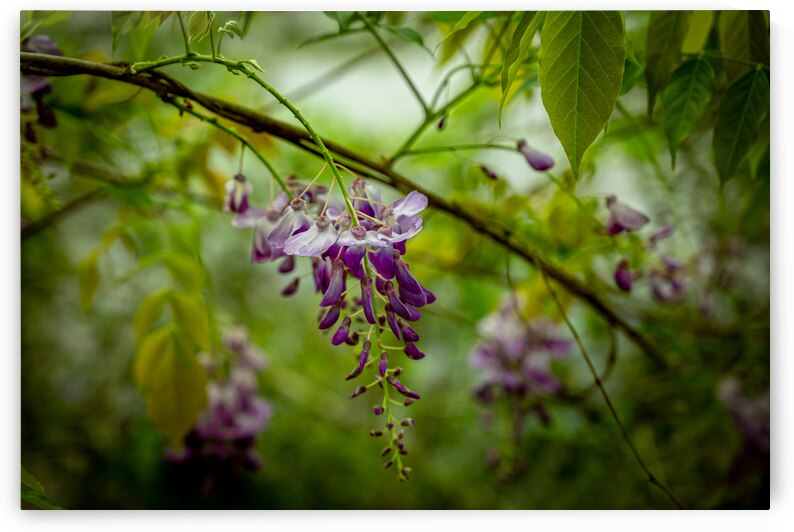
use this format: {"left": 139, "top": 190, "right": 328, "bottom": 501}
{"left": 605, "top": 195, "right": 650, "bottom": 235}
{"left": 517, "top": 139, "right": 554, "bottom": 171}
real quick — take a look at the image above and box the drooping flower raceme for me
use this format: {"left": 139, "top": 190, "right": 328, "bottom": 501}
{"left": 223, "top": 173, "right": 434, "bottom": 480}
{"left": 168, "top": 326, "right": 272, "bottom": 474}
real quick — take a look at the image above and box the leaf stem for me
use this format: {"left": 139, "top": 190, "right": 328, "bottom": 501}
{"left": 540, "top": 270, "right": 685, "bottom": 510}
{"left": 176, "top": 12, "right": 193, "bottom": 56}
{"left": 358, "top": 13, "right": 429, "bottom": 116}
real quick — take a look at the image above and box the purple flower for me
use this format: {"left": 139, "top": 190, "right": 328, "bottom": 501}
{"left": 224, "top": 174, "right": 252, "bottom": 214}
{"left": 345, "top": 341, "right": 371, "bottom": 381}
{"left": 403, "top": 343, "right": 426, "bottom": 360}
{"left": 252, "top": 217, "right": 281, "bottom": 263}
{"left": 614, "top": 259, "right": 633, "bottom": 292}
{"left": 281, "top": 277, "right": 299, "bottom": 296}
{"left": 318, "top": 305, "right": 341, "bottom": 330}
{"left": 360, "top": 277, "right": 377, "bottom": 325}
{"left": 283, "top": 214, "right": 339, "bottom": 256}
{"left": 319, "top": 258, "right": 346, "bottom": 307}
{"left": 268, "top": 198, "right": 311, "bottom": 246}
{"left": 378, "top": 352, "right": 388, "bottom": 377}
{"left": 649, "top": 225, "right": 674, "bottom": 247}
{"left": 605, "top": 195, "right": 650, "bottom": 235}
{"left": 331, "top": 317, "right": 352, "bottom": 345}
{"left": 649, "top": 256, "right": 686, "bottom": 304}
{"left": 400, "top": 322, "right": 420, "bottom": 342}
{"left": 517, "top": 140, "right": 554, "bottom": 171}
{"left": 480, "top": 165, "right": 499, "bottom": 180}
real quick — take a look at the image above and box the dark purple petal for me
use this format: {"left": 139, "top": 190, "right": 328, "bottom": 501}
{"left": 402, "top": 302, "right": 421, "bottom": 322}
{"left": 517, "top": 140, "right": 554, "bottom": 171}
{"left": 369, "top": 246, "right": 395, "bottom": 278}
{"left": 614, "top": 260, "right": 632, "bottom": 292}
{"left": 525, "top": 366, "right": 564, "bottom": 394}
{"left": 360, "top": 277, "right": 377, "bottom": 325}
{"left": 224, "top": 175, "right": 252, "bottom": 214}
{"left": 394, "top": 253, "right": 425, "bottom": 295}
{"left": 373, "top": 405, "right": 385, "bottom": 415}
{"left": 343, "top": 245, "right": 366, "bottom": 278}
{"left": 400, "top": 322, "right": 420, "bottom": 342}
{"left": 378, "top": 352, "right": 388, "bottom": 377}
{"left": 281, "top": 277, "right": 299, "bottom": 296}
{"left": 421, "top": 286, "right": 436, "bottom": 304}
{"left": 345, "top": 341, "right": 371, "bottom": 380}
{"left": 385, "top": 281, "right": 412, "bottom": 320}
{"left": 387, "top": 377, "right": 421, "bottom": 400}
{"left": 403, "top": 343, "right": 425, "bottom": 360}
{"left": 252, "top": 219, "right": 279, "bottom": 263}
{"left": 399, "top": 286, "right": 427, "bottom": 307}
{"left": 331, "top": 317, "right": 352, "bottom": 345}
{"left": 278, "top": 255, "right": 295, "bottom": 273}
{"left": 320, "top": 258, "right": 346, "bottom": 307}
{"left": 384, "top": 305, "right": 401, "bottom": 340}
{"left": 318, "top": 305, "right": 341, "bottom": 330}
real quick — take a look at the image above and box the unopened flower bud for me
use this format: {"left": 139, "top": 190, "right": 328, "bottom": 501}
{"left": 400, "top": 418, "right": 416, "bottom": 427}
{"left": 281, "top": 277, "right": 300, "bottom": 296}
{"left": 480, "top": 165, "right": 499, "bottom": 180}
{"left": 384, "top": 460, "right": 394, "bottom": 469}
{"left": 350, "top": 385, "right": 367, "bottom": 398}
{"left": 369, "top": 429, "right": 383, "bottom": 437}
{"left": 373, "top": 405, "right": 385, "bottom": 416}
{"left": 381, "top": 447, "right": 391, "bottom": 457}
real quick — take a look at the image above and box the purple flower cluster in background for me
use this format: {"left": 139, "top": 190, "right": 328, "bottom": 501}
{"left": 168, "top": 326, "right": 271, "bottom": 472}
{"left": 224, "top": 172, "right": 435, "bottom": 477}
{"left": 470, "top": 296, "right": 570, "bottom": 419}
{"left": 605, "top": 197, "right": 688, "bottom": 304}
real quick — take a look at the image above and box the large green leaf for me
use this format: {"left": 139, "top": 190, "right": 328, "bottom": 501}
{"left": 145, "top": 337, "right": 207, "bottom": 449}
{"left": 645, "top": 11, "right": 691, "bottom": 115}
{"left": 499, "top": 11, "right": 542, "bottom": 125}
{"left": 661, "top": 57, "right": 715, "bottom": 166}
{"left": 134, "top": 290, "right": 168, "bottom": 340}
{"left": 133, "top": 324, "right": 176, "bottom": 390}
{"left": 713, "top": 68, "right": 770, "bottom": 184}
{"left": 719, "top": 11, "right": 769, "bottom": 83}
{"left": 538, "top": 11, "right": 625, "bottom": 179}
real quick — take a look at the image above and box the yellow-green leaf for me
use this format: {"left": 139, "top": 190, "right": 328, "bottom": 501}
{"left": 146, "top": 340, "right": 207, "bottom": 449}
{"left": 163, "top": 253, "right": 204, "bottom": 293}
{"left": 134, "top": 324, "right": 176, "bottom": 390}
{"left": 188, "top": 11, "right": 213, "bottom": 43}
{"left": 169, "top": 292, "right": 212, "bottom": 351}
{"left": 134, "top": 290, "right": 169, "bottom": 340}
{"left": 538, "top": 11, "right": 625, "bottom": 179}
{"left": 499, "top": 11, "right": 542, "bottom": 126}
{"left": 713, "top": 68, "right": 770, "bottom": 184}
{"left": 645, "top": 11, "right": 692, "bottom": 114}
{"left": 435, "top": 11, "right": 481, "bottom": 52}
{"left": 719, "top": 11, "right": 769, "bottom": 83}
{"left": 682, "top": 11, "right": 714, "bottom": 54}
{"left": 21, "top": 467, "right": 45, "bottom": 495}
{"left": 78, "top": 251, "right": 100, "bottom": 313}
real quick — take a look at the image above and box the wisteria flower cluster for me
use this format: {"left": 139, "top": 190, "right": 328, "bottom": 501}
{"left": 470, "top": 296, "right": 570, "bottom": 465}
{"left": 20, "top": 35, "right": 61, "bottom": 143}
{"left": 605, "top": 196, "right": 687, "bottom": 304}
{"left": 224, "top": 172, "right": 435, "bottom": 479}
{"left": 168, "top": 325, "right": 272, "bottom": 474}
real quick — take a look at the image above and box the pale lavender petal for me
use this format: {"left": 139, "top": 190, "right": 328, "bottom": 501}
{"left": 283, "top": 217, "right": 339, "bottom": 257}
{"left": 390, "top": 191, "right": 428, "bottom": 219}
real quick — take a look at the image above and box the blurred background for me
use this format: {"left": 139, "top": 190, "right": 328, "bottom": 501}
{"left": 20, "top": 11, "right": 769, "bottom": 509}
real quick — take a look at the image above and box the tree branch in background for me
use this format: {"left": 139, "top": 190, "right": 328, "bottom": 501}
{"left": 20, "top": 52, "right": 669, "bottom": 368}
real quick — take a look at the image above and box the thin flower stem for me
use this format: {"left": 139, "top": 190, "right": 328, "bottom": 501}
{"left": 130, "top": 52, "right": 360, "bottom": 225}
{"left": 298, "top": 162, "right": 328, "bottom": 199}
{"left": 176, "top": 12, "right": 193, "bottom": 56}
{"left": 348, "top": 196, "right": 390, "bottom": 208}
{"left": 355, "top": 211, "right": 382, "bottom": 225}
{"left": 358, "top": 12, "right": 429, "bottom": 116}
{"left": 166, "top": 97, "right": 292, "bottom": 198}
{"left": 540, "top": 270, "right": 686, "bottom": 510}
{"left": 321, "top": 174, "right": 336, "bottom": 216}
{"left": 394, "top": 142, "right": 517, "bottom": 160}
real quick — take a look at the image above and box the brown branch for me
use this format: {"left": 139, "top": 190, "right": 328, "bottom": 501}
{"left": 20, "top": 52, "right": 669, "bottom": 368}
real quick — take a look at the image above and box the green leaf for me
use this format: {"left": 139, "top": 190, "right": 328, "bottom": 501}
{"left": 21, "top": 467, "right": 45, "bottom": 495}
{"left": 645, "top": 11, "right": 691, "bottom": 115}
{"left": 719, "top": 11, "right": 769, "bottom": 83}
{"left": 713, "top": 68, "right": 770, "bottom": 184}
{"left": 323, "top": 11, "right": 356, "bottom": 32}
{"left": 111, "top": 11, "right": 144, "bottom": 52}
{"left": 146, "top": 11, "right": 172, "bottom": 27}
{"left": 169, "top": 292, "right": 212, "bottom": 351}
{"left": 145, "top": 335, "right": 207, "bottom": 449}
{"left": 539, "top": 11, "right": 625, "bottom": 179}
{"left": 383, "top": 24, "right": 429, "bottom": 52}
{"left": 499, "top": 12, "right": 543, "bottom": 126}
{"left": 662, "top": 58, "right": 715, "bottom": 166}
{"left": 21, "top": 490, "right": 63, "bottom": 510}
{"left": 682, "top": 11, "right": 714, "bottom": 53}
{"left": 134, "top": 290, "right": 169, "bottom": 340}
{"left": 434, "top": 11, "right": 482, "bottom": 51}
{"left": 163, "top": 254, "right": 204, "bottom": 292}
{"left": 218, "top": 19, "right": 243, "bottom": 38}
{"left": 78, "top": 250, "right": 100, "bottom": 313}
{"left": 187, "top": 11, "right": 213, "bottom": 43}
{"left": 134, "top": 324, "right": 176, "bottom": 390}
